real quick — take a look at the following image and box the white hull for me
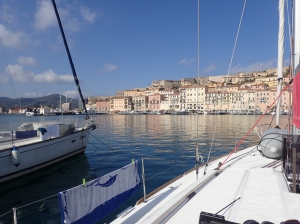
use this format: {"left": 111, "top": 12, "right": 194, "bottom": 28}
{"left": 0, "top": 129, "right": 90, "bottom": 183}
{"left": 112, "top": 145, "right": 300, "bottom": 223}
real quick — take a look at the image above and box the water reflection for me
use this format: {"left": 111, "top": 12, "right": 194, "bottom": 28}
{"left": 0, "top": 114, "right": 290, "bottom": 223}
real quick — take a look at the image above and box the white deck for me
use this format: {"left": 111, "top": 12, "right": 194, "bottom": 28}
{"left": 0, "top": 137, "right": 41, "bottom": 151}
{"left": 112, "top": 147, "right": 300, "bottom": 223}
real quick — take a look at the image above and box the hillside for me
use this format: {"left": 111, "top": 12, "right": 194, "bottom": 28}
{"left": 0, "top": 94, "right": 84, "bottom": 111}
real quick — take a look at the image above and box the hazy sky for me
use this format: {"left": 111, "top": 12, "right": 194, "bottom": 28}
{"left": 0, "top": 0, "right": 292, "bottom": 99}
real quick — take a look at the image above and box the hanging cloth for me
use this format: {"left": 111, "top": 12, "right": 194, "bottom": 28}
{"left": 58, "top": 161, "right": 141, "bottom": 224}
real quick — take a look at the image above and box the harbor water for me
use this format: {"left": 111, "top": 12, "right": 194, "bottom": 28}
{"left": 0, "top": 113, "right": 290, "bottom": 223}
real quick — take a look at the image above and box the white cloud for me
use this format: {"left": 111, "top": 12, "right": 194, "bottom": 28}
{"left": 5, "top": 64, "right": 34, "bottom": 82}
{"left": 203, "top": 63, "right": 217, "bottom": 73}
{"left": 33, "top": 69, "right": 74, "bottom": 83}
{"left": 178, "top": 58, "right": 195, "bottom": 67}
{"left": 17, "top": 57, "right": 37, "bottom": 66}
{"left": 100, "top": 63, "right": 118, "bottom": 73}
{"left": 34, "top": 0, "right": 57, "bottom": 30}
{"left": 229, "top": 60, "right": 277, "bottom": 74}
{"left": 0, "top": 24, "right": 27, "bottom": 48}
{"left": 80, "top": 6, "right": 97, "bottom": 23}
{"left": 24, "top": 92, "right": 43, "bottom": 98}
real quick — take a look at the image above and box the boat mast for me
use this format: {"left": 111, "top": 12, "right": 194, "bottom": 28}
{"left": 51, "top": 0, "right": 90, "bottom": 119}
{"left": 275, "top": 0, "right": 284, "bottom": 127}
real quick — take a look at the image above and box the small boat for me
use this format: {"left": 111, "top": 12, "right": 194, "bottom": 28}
{"left": 238, "top": 110, "right": 247, "bottom": 115}
{"left": 253, "top": 110, "right": 262, "bottom": 115}
{"left": 171, "top": 109, "right": 189, "bottom": 115}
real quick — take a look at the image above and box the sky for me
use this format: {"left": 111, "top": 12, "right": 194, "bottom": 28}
{"left": 0, "top": 0, "right": 292, "bottom": 99}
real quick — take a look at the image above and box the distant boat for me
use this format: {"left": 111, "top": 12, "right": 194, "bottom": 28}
{"left": 238, "top": 110, "right": 247, "bottom": 115}
{"left": 171, "top": 109, "right": 189, "bottom": 115}
{"left": 25, "top": 112, "right": 35, "bottom": 116}
{"left": 253, "top": 110, "right": 262, "bottom": 115}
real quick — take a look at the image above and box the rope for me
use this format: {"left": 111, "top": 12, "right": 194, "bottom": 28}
{"left": 145, "top": 157, "right": 192, "bottom": 181}
{"left": 226, "top": 0, "right": 247, "bottom": 77}
{"left": 0, "top": 209, "right": 12, "bottom": 218}
{"left": 87, "top": 130, "right": 114, "bottom": 151}
{"left": 0, "top": 194, "right": 56, "bottom": 218}
{"left": 16, "top": 194, "right": 57, "bottom": 209}
{"left": 203, "top": 114, "right": 219, "bottom": 175}
{"left": 219, "top": 81, "right": 292, "bottom": 169}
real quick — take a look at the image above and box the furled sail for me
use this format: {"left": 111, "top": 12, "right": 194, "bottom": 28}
{"left": 293, "top": 69, "right": 300, "bottom": 128}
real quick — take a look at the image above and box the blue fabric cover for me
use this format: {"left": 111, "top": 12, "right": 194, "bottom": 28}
{"left": 58, "top": 161, "right": 141, "bottom": 224}
{"left": 15, "top": 130, "right": 37, "bottom": 139}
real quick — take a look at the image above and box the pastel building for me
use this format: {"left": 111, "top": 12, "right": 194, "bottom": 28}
{"left": 148, "top": 94, "right": 164, "bottom": 111}
{"left": 184, "top": 85, "right": 206, "bottom": 111}
{"left": 96, "top": 99, "right": 110, "bottom": 113}
{"left": 132, "top": 95, "right": 148, "bottom": 111}
{"left": 110, "top": 96, "right": 132, "bottom": 112}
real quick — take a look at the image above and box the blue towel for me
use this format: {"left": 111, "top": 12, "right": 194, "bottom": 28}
{"left": 58, "top": 161, "right": 141, "bottom": 224}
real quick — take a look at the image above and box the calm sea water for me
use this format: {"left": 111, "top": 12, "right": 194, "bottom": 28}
{"left": 0, "top": 113, "right": 290, "bottom": 223}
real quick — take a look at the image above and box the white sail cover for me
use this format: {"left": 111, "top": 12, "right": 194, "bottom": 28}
{"left": 58, "top": 161, "right": 141, "bottom": 224}
{"left": 276, "top": 0, "right": 284, "bottom": 126}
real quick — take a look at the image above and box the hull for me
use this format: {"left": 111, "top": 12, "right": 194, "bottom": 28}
{"left": 112, "top": 145, "right": 300, "bottom": 223}
{"left": 0, "top": 129, "right": 90, "bottom": 183}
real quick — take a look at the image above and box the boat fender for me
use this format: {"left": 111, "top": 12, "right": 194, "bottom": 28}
{"left": 12, "top": 146, "right": 21, "bottom": 167}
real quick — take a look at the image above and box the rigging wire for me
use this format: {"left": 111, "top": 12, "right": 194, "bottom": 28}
{"left": 226, "top": 0, "right": 247, "bottom": 78}
{"left": 0, "top": 1, "right": 18, "bottom": 101}
{"left": 1, "top": 0, "right": 23, "bottom": 118}
{"left": 204, "top": 0, "right": 247, "bottom": 175}
{"left": 195, "top": 0, "right": 201, "bottom": 180}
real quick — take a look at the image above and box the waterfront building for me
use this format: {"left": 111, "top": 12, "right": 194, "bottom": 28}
{"left": 96, "top": 99, "right": 110, "bottom": 113}
{"left": 0, "top": 107, "right": 2, "bottom": 113}
{"left": 132, "top": 95, "right": 148, "bottom": 111}
{"left": 240, "top": 90, "right": 256, "bottom": 111}
{"left": 40, "top": 106, "right": 51, "bottom": 115}
{"left": 110, "top": 96, "right": 132, "bottom": 112}
{"left": 183, "top": 85, "right": 206, "bottom": 111}
{"left": 8, "top": 108, "right": 21, "bottom": 114}
{"left": 148, "top": 94, "right": 164, "bottom": 111}
{"left": 179, "top": 87, "right": 187, "bottom": 110}
{"left": 205, "top": 91, "right": 223, "bottom": 111}
{"left": 269, "top": 89, "right": 291, "bottom": 111}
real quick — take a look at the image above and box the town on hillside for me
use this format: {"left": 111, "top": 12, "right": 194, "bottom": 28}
{"left": 87, "top": 67, "right": 291, "bottom": 114}
{"left": 0, "top": 67, "right": 292, "bottom": 115}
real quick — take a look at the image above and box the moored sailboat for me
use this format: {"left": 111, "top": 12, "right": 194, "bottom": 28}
{"left": 110, "top": 1, "right": 300, "bottom": 223}
{"left": 0, "top": 0, "right": 97, "bottom": 183}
